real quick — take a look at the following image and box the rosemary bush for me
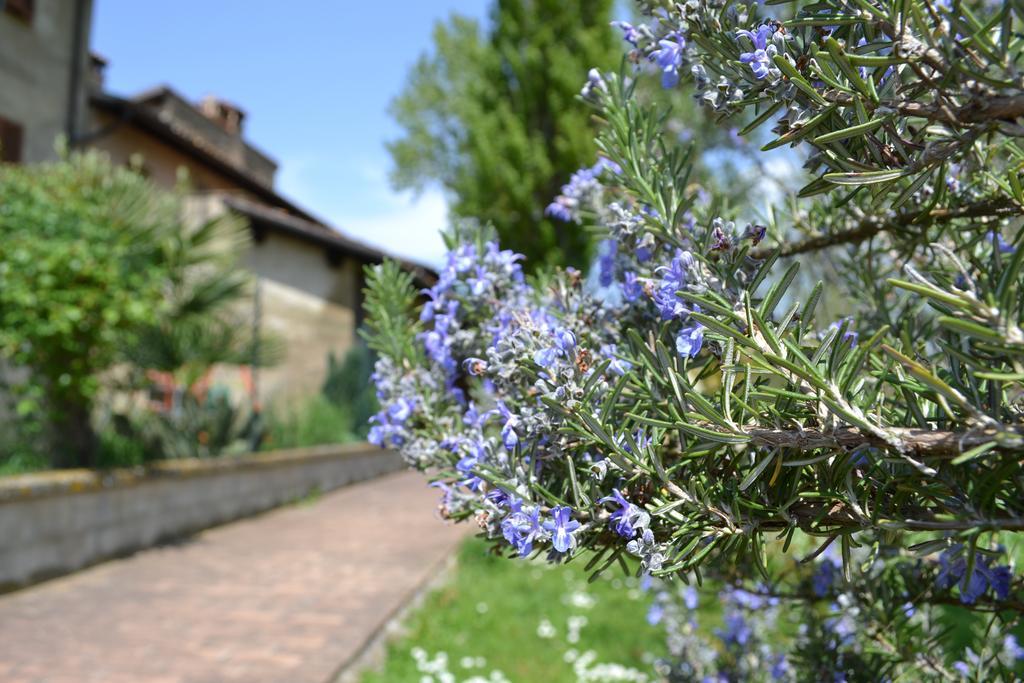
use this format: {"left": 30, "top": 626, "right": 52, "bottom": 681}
{"left": 366, "top": 0, "right": 1024, "bottom": 679}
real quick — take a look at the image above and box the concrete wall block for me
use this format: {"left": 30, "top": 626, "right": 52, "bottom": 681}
{"left": 0, "top": 446, "right": 401, "bottom": 589}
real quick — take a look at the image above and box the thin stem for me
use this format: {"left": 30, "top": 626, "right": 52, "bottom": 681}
{"left": 752, "top": 198, "right": 1020, "bottom": 259}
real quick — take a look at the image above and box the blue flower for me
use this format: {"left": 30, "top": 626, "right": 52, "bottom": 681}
{"left": 598, "top": 239, "right": 618, "bottom": 287}
{"left": 543, "top": 506, "right": 582, "bottom": 553}
{"left": 711, "top": 224, "right": 732, "bottom": 251}
{"left": 988, "top": 230, "right": 1016, "bottom": 254}
{"left": 683, "top": 585, "right": 698, "bottom": 610}
{"left": 502, "top": 498, "right": 543, "bottom": 557}
{"left": 599, "top": 489, "right": 649, "bottom": 538}
{"left": 581, "top": 67, "right": 607, "bottom": 99}
{"left": 812, "top": 558, "right": 840, "bottom": 597}
{"left": 533, "top": 347, "right": 559, "bottom": 368}
{"left": 646, "top": 602, "right": 664, "bottom": 625}
{"left": 545, "top": 197, "right": 575, "bottom": 222}
{"left": 600, "top": 343, "right": 632, "bottom": 376}
{"left": 545, "top": 165, "right": 603, "bottom": 223}
{"left": 456, "top": 441, "right": 488, "bottom": 491}
{"left": 591, "top": 156, "right": 622, "bottom": 176}
{"left": 462, "top": 357, "right": 488, "bottom": 376}
{"left": 387, "top": 397, "right": 415, "bottom": 423}
{"left": 1004, "top": 634, "right": 1024, "bottom": 661}
{"left": 626, "top": 528, "right": 665, "bottom": 571}
{"left": 716, "top": 611, "right": 752, "bottom": 647}
{"left": 554, "top": 328, "right": 577, "bottom": 354}
{"left": 611, "top": 20, "right": 641, "bottom": 46}
{"left": 622, "top": 271, "right": 642, "bottom": 302}
{"left": 650, "top": 33, "right": 686, "bottom": 89}
{"left": 737, "top": 25, "right": 780, "bottom": 80}
{"left": 497, "top": 401, "right": 520, "bottom": 450}
{"left": 746, "top": 223, "right": 768, "bottom": 245}
{"left": 463, "top": 402, "right": 495, "bottom": 429}
{"left": 675, "top": 322, "right": 704, "bottom": 358}
{"left": 827, "top": 317, "right": 859, "bottom": 348}
{"left": 936, "top": 546, "right": 1014, "bottom": 604}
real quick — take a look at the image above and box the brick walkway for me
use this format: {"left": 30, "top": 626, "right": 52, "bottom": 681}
{"left": 0, "top": 470, "right": 468, "bottom": 683}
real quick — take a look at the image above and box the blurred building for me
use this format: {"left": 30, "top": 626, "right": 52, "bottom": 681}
{"left": 0, "top": 0, "right": 431, "bottom": 406}
{"left": 0, "top": 0, "right": 92, "bottom": 162}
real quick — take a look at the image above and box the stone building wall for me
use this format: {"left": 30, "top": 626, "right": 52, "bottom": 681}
{"left": 0, "top": 0, "right": 93, "bottom": 162}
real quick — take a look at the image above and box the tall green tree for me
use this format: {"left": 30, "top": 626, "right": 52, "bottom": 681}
{"left": 388, "top": 0, "right": 620, "bottom": 269}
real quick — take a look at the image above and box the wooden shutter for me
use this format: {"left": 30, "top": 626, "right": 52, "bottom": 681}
{"left": 0, "top": 116, "right": 24, "bottom": 163}
{"left": 4, "top": 0, "right": 34, "bottom": 23}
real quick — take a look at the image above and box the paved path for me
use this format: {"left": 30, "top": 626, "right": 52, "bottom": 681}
{"left": 0, "top": 470, "right": 468, "bottom": 683}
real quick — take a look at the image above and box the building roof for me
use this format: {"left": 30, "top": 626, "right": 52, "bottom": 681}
{"left": 84, "top": 88, "right": 437, "bottom": 281}
{"left": 222, "top": 195, "right": 436, "bottom": 285}
{"left": 88, "top": 90, "right": 309, "bottom": 216}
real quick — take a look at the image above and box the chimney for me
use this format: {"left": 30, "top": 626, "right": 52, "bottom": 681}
{"left": 88, "top": 52, "right": 107, "bottom": 93}
{"left": 198, "top": 95, "right": 245, "bottom": 136}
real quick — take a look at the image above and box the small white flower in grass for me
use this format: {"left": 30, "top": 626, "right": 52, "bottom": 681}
{"left": 537, "top": 618, "right": 557, "bottom": 638}
{"left": 565, "top": 590, "right": 596, "bottom": 609}
{"left": 572, "top": 649, "right": 650, "bottom": 682}
{"left": 567, "top": 615, "right": 589, "bottom": 644}
{"left": 460, "top": 656, "right": 477, "bottom": 669}
{"left": 475, "top": 602, "right": 489, "bottom": 614}
{"left": 564, "top": 648, "right": 579, "bottom": 663}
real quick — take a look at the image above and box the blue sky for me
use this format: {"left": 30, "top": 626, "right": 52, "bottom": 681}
{"left": 91, "top": 1, "right": 490, "bottom": 267}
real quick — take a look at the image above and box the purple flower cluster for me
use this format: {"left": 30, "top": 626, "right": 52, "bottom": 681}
{"left": 545, "top": 157, "right": 621, "bottom": 223}
{"left": 368, "top": 393, "right": 415, "bottom": 448}
{"left": 736, "top": 25, "right": 783, "bottom": 81}
{"left": 599, "top": 489, "right": 650, "bottom": 538}
{"left": 936, "top": 546, "right": 1012, "bottom": 604}
{"left": 650, "top": 33, "right": 687, "bottom": 89}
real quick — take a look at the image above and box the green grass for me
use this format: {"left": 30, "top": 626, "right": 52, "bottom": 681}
{"left": 0, "top": 452, "right": 50, "bottom": 476}
{"left": 362, "top": 537, "right": 666, "bottom": 682}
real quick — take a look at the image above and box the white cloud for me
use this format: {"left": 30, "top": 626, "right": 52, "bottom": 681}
{"left": 334, "top": 189, "right": 449, "bottom": 269}
{"left": 275, "top": 154, "right": 449, "bottom": 269}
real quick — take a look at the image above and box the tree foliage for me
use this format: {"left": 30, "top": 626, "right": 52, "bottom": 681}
{"left": 0, "top": 151, "right": 276, "bottom": 467}
{"left": 387, "top": 0, "right": 621, "bottom": 269}
{"left": 0, "top": 151, "right": 176, "bottom": 466}
{"left": 368, "top": 0, "right": 1024, "bottom": 678}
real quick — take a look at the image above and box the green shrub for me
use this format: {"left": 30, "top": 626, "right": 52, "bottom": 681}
{"left": 0, "top": 151, "right": 178, "bottom": 467}
{"left": 264, "top": 395, "right": 355, "bottom": 450}
{"left": 322, "top": 344, "right": 377, "bottom": 438}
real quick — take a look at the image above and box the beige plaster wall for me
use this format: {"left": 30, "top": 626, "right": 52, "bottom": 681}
{"left": 249, "top": 231, "right": 360, "bottom": 404}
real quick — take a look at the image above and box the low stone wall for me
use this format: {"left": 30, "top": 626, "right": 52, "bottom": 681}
{"left": 0, "top": 443, "right": 402, "bottom": 590}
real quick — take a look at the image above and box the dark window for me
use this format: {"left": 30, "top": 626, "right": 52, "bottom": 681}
{"left": 3, "top": 0, "right": 34, "bottom": 23}
{"left": 0, "top": 116, "right": 23, "bottom": 163}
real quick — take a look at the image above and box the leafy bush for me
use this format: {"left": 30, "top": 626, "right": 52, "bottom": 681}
{"left": 366, "top": 0, "right": 1024, "bottom": 679}
{"left": 264, "top": 395, "right": 355, "bottom": 450}
{"left": 0, "top": 151, "right": 176, "bottom": 467}
{"left": 322, "top": 344, "right": 378, "bottom": 439}
{"left": 0, "top": 150, "right": 281, "bottom": 469}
